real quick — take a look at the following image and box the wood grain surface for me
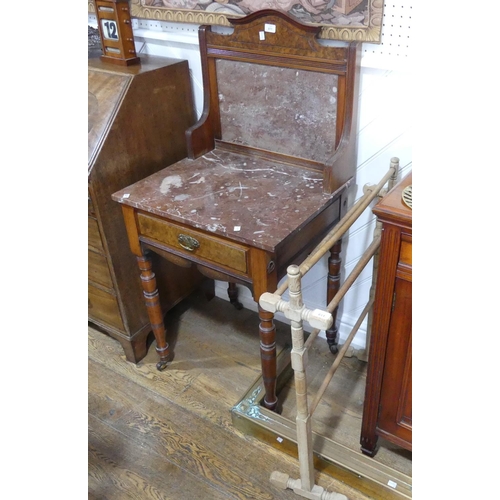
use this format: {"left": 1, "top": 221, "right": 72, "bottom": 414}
{"left": 89, "top": 290, "right": 410, "bottom": 499}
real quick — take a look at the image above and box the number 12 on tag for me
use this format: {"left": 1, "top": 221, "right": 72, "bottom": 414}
{"left": 101, "top": 19, "right": 119, "bottom": 40}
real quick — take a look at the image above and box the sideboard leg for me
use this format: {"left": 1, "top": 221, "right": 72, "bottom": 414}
{"left": 259, "top": 305, "right": 278, "bottom": 412}
{"left": 360, "top": 433, "right": 379, "bottom": 457}
{"left": 137, "top": 252, "right": 170, "bottom": 371}
{"left": 228, "top": 282, "right": 243, "bottom": 310}
{"left": 326, "top": 239, "right": 342, "bottom": 354}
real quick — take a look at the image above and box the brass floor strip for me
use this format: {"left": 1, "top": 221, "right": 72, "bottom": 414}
{"left": 231, "top": 347, "right": 412, "bottom": 500}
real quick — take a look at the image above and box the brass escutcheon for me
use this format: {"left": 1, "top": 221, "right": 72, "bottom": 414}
{"left": 178, "top": 234, "right": 200, "bottom": 252}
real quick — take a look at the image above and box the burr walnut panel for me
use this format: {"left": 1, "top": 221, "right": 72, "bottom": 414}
{"left": 137, "top": 214, "right": 249, "bottom": 275}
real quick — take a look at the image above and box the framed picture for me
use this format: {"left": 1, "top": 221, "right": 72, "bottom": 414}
{"left": 89, "top": 0, "right": 384, "bottom": 42}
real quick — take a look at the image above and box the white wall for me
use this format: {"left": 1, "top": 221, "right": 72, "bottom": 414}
{"left": 89, "top": 3, "right": 412, "bottom": 350}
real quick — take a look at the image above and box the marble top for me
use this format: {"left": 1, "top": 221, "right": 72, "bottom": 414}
{"left": 112, "top": 149, "right": 337, "bottom": 252}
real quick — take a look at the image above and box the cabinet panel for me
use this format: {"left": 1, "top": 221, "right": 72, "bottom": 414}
{"left": 378, "top": 277, "right": 412, "bottom": 444}
{"left": 88, "top": 189, "right": 95, "bottom": 216}
{"left": 88, "top": 216, "right": 104, "bottom": 252}
{"left": 399, "top": 239, "right": 412, "bottom": 267}
{"left": 88, "top": 249, "right": 113, "bottom": 289}
{"left": 88, "top": 284, "right": 124, "bottom": 331}
{"left": 360, "top": 173, "right": 412, "bottom": 457}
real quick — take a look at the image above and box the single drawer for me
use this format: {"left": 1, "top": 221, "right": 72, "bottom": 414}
{"left": 89, "top": 248, "right": 114, "bottom": 289}
{"left": 400, "top": 239, "right": 412, "bottom": 267}
{"left": 137, "top": 213, "right": 248, "bottom": 274}
{"left": 88, "top": 284, "right": 124, "bottom": 331}
{"left": 88, "top": 216, "right": 104, "bottom": 253}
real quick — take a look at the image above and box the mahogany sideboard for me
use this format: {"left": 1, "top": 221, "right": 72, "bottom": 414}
{"left": 112, "top": 10, "right": 360, "bottom": 412}
{"left": 88, "top": 54, "right": 205, "bottom": 363}
{"left": 360, "top": 173, "right": 412, "bottom": 456}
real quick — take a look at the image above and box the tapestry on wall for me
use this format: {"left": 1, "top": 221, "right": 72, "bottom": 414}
{"left": 89, "top": 0, "right": 384, "bottom": 41}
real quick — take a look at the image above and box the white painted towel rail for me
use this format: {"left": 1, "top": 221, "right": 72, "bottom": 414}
{"left": 259, "top": 158, "right": 400, "bottom": 499}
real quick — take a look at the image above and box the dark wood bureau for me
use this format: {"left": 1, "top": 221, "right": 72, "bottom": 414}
{"left": 360, "top": 173, "right": 412, "bottom": 457}
{"left": 88, "top": 54, "right": 205, "bottom": 363}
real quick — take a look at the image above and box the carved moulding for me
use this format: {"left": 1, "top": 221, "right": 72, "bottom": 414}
{"left": 88, "top": 0, "right": 384, "bottom": 42}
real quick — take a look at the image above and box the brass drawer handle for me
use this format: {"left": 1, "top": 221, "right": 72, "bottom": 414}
{"left": 178, "top": 234, "right": 200, "bottom": 252}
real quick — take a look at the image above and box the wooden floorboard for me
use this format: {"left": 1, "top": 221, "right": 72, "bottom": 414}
{"left": 89, "top": 290, "right": 411, "bottom": 499}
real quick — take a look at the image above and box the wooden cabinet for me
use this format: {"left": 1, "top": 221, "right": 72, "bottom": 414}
{"left": 88, "top": 54, "right": 204, "bottom": 363}
{"left": 360, "top": 173, "right": 412, "bottom": 457}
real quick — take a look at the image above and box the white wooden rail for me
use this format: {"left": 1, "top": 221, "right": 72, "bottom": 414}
{"left": 259, "top": 157, "right": 400, "bottom": 499}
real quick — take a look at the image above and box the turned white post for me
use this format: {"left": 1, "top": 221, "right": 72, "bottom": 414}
{"left": 260, "top": 265, "right": 333, "bottom": 493}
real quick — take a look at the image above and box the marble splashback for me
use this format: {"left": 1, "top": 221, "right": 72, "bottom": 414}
{"left": 217, "top": 59, "right": 338, "bottom": 164}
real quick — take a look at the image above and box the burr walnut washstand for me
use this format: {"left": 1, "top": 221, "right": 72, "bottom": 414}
{"left": 112, "top": 10, "right": 360, "bottom": 412}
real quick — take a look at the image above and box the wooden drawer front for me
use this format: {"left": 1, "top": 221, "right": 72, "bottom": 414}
{"left": 89, "top": 249, "right": 114, "bottom": 289}
{"left": 399, "top": 239, "right": 412, "bottom": 267}
{"left": 88, "top": 284, "right": 124, "bottom": 331}
{"left": 137, "top": 214, "right": 248, "bottom": 274}
{"left": 88, "top": 216, "right": 104, "bottom": 252}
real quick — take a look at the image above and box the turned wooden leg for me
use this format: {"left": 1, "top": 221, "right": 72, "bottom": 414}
{"left": 259, "top": 305, "right": 278, "bottom": 412}
{"left": 227, "top": 282, "right": 243, "bottom": 310}
{"left": 137, "top": 253, "right": 170, "bottom": 371}
{"left": 326, "top": 240, "right": 342, "bottom": 354}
